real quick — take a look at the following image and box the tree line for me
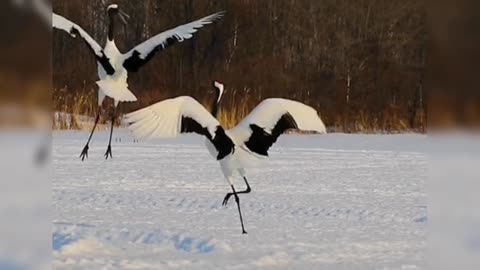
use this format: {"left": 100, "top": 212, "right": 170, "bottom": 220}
{"left": 53, "top": 0, "right": 426, "bottom": 132}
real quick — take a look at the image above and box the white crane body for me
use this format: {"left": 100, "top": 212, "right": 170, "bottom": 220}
{"left": 52, "top": 5, "right": 224, "bottom": 160}
{"left": 124, "top": 82, "right": 327, "bottom": 233}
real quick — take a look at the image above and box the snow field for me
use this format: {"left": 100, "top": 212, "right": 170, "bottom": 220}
{"left": 53, "top": 131, "right": 426, "bottom": 269}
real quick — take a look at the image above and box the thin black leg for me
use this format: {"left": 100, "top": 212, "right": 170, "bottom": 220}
{"left": 230, "top": 185, "right": 247, "bottom": 234}
{"left": 222, "top": 177, "right": 251, "bottom": 206}
{"left": 104, "top": 107, "right": 115, "bottom": 159}
{"left": 79, "top": 110, "right": 100, "bottom": 161}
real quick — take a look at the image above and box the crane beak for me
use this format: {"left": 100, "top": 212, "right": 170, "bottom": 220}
{"left": 119, "top": 10, "right": 130, "bottom": 25}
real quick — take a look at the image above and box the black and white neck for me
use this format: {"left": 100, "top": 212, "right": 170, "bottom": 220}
{"left": 211, "top": 81, "right": 224, "bottom": 118}
{"left": 107, "top": 4, "right": 119, "bottom": 41}
{"left": 107, "top": 4, "right": 129, "bottom": 42}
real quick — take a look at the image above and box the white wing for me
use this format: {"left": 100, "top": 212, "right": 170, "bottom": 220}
{"left": 96, "top": 80, "right": 137, "bottom": 103}
{"left": 237, "top": 98, "right": 326, "bottom": 133}
{"left": 124, "top": 96, "right": 218, "bottom": 138}
{"left": 122, "top": 11, "right": 225, "bottom": 72}
{"left": 125, "top": 96, "right": 235, "bottom": 160}
{"left": 230, "top": 98, "right": 327, "bottom": 156}
{"left": 52, "top": 13, "right": 115, "bottom": 75}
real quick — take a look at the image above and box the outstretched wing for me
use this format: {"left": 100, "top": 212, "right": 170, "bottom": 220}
{"left": 231, "top": 98, "right": 327, "bottom": 156}
{"left": 52, "top": 13, "right": 115, "bottom": 75}
{"left": 124, "top": 96, "right": 234, "bottom": 160}
{"left": 122, "top": 11, "right": 225, "bottom": 72}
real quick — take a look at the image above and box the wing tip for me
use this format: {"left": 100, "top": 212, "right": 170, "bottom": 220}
{"left": 207, "top": 10, "right": 226, "bottom": 21}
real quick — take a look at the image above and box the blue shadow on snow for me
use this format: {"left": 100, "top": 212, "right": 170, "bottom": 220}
{"left": 52, "top": 232, "right": 79, "bottom": 251}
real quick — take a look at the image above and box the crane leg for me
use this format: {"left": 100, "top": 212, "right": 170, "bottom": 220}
{"left": 222, "top": 177, "right": 251, "bottom": 206}
{"left": 104, "top": 106, "right": 115, "bottom": 159}
{"left": 79, "top": 109, "right": 100, "bottom": 161}
{"left": 229, "top": 184, "right": 248, "bottom": 234}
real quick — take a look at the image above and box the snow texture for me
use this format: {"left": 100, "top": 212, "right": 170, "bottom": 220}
{"left": 53, "top": 130, "right": 426, "bottom": 269}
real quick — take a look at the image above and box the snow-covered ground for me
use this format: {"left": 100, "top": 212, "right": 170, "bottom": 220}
{"left": 53, "top": 130, "right": 427, "bottom": 269}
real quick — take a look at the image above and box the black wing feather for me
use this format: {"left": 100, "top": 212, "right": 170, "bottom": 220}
{"left": 180, "top": 116, "right": 211, "bottom": 138}
{"left": 123, "top": 36, "right": 178, "bottom": 73}
{"left": 244, "top": 113, "right": 298, "bottom": 156}
{"left": 69, "top": 27, "right": 116, "bottom": 75}
{"left": 181, "top": 116, "right": 234, "bottom": 160}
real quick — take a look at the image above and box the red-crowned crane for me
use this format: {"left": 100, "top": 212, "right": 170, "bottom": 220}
{"left": 53, "top": 4, "right": 224, "bottom": 160}
{"left": 125, "top": 82, "right": 326, "bottom": 233}
{"left": 124, "top": 82, "right": 327, "bottom": 234}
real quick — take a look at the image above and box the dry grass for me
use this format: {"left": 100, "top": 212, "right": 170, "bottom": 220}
{"left": 216, "top": 87, "right": 258, "bottom": 129}
{"left": 53, "top": 87, "right": 97, "bottom": 130}
{"left": 52, "top": 87, "right": 425, "bottom": 133}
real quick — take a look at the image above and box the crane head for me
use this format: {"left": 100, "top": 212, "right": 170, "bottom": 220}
{"left": 213, "top": 81, "right": 225, "bottom": 103}
{"left": 107, "top": 4, "right": 129, "bottom": 25}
